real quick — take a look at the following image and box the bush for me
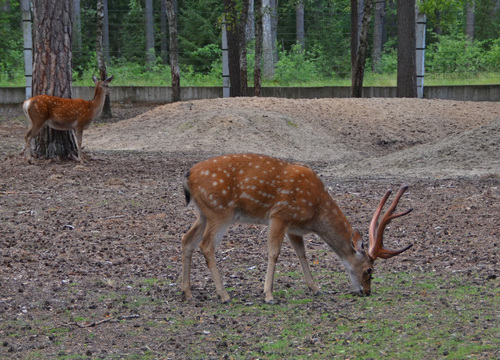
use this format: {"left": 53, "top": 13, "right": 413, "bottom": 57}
{"left": 426, "top": 34, "right": 490, "bottom": 74}
{"left": 484, "top": 38, "right": 500, "bottom": 71}
{"left": 274, "top": 43, "right": 321, "bottom": 85}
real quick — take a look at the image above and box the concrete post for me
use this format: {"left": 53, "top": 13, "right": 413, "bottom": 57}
{"left": 21, "top": 0, "right": 32, "bottom": 99}
{"left": 222, "top": 17, "right": 230, "bottom": 98}
{"left": 416, "top": 12, "right": 426, "bottom": 99}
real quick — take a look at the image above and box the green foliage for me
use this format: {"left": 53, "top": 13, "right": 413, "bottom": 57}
{"left": 1, "top": 0, "right": 499, "bottom": 88}
{"left": 485, "top": 39, "right": 500, "bottom": 70}
{"left": 121, "top": 0, "right": 146, "bottom": 62}
{"left": 274, "top": 43, "right": 321, "bottom": 85}
{"left": 419, "top": 0, "right": 466, "bottom": 35}
{"left": 374, "top": 38, "right": 398, "bottom": 74}
{"left": 474, "top": 0, "right": 500, "bottom": 41}
{"left": 0, "top": 0, "right": 23, "bottom": 83}
{"left": 426, "top": 34, "right": 498, "bottom": 74}
{"left": 178, "top": 0, "right": 223, "bottom": 72}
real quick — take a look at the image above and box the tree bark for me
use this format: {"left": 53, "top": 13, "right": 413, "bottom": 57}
{"left": 262, "top": 0, "right": 274, "bottom": 79}
{"left": 246, "top": 0, "right": 255, "bottom": 41}
{"left": 350, "top": 0, "right": 358, "bottom": 85}
{"left": 465, "top": 0, "right": 475, "bottom": 41}
{"left": 160, "top": 0, "right": 169, "bottom": 64}
{"left": 296, "top": 0, "right": 305, "bottom": 49}
{"left": 351, "top": 0, "right": 373, "bottom": 98}
{"left": 32, "top": 0, "right": 78, "bottom": 161}
{"left": 254, "top": 0, "right": 263, "bottom": 96}
{"left": 397, "top": 0, "right": 417, "bottom": 98}
{"left": 372, "top": 0, "right": 385, "bottom": 72}
{"left": 166, "top": 0, "right": 180, "bottom": 102}
{"left": 72, "top": 0, "right": 82, "bottom": 58}
{"left": 239, "top": 0, "right": 249, "bottom": 96}
{"left": 145, "top": 0, "right": 156, "bottom": 67}
{"left": 224, "top": 0, "right": 241, "bottom": 96}
{"left": 103, "top": 0, "right": 110, "bottom": 60}
{"left": 270, "top": 0, "right": 278, "bottom": 65}
{"left": 97, "top": 0, "right": 112, "bottom": 118}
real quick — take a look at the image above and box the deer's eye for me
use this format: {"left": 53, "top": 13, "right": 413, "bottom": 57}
{"left": 366, "top": 268, "right": 373, "bottom": 276}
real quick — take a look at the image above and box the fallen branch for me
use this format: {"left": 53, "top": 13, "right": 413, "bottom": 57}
{"left": 60, "top": 314, "right": 140, "bottom": 328}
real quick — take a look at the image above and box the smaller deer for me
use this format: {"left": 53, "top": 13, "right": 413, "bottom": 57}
{"left": 181, "top": 153, "right": 413, "bottom": 303}
{"left": 22, "top": 75, "right": 114, "bottom": 164}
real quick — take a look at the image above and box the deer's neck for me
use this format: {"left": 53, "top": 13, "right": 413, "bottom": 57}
{"left": 316, "top": 202, "right": 355, "bottom": 257}
{"left": 91, "top": 88, "right": 106, "bottom": 118}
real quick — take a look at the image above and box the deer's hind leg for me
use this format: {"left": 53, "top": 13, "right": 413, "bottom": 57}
{"left": 181, "top": 216, "right": 206, "bottom": 300}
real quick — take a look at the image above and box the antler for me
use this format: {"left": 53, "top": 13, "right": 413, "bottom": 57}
{"left": 368, "top": 185, "right": 413, "bottom": 260}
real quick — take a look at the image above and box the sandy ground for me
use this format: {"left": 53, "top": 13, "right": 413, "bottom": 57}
{"left": 84, "top": 97, "right": 500, "bottom": 180}
{"left": 0, "top": 97, "right": 499, "bottom": 358}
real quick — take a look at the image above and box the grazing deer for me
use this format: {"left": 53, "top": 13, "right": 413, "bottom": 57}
{"left": 22, "top": 75, "right": 114, "bottom": 164}
{"left": 181, "top": 153, "right": 413, "bottom": 303}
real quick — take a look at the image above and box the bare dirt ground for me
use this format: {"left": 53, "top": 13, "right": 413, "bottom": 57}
{"left": 0, "top": 97, "right": 499, "bottom": 359}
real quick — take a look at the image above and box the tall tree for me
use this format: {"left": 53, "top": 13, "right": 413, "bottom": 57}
{"left": 145, "top": 0, "right": 155, "bottom": 67}
{"left": 239, "top": 0, "right": 250, "bottom": 96}
{"left": 224, "top": 0, "right": 241, "bottom": 96}
{"left": 262, "top": 0, "right": 274, "bottom": 78}
{"left": 254, "top": 0, "right": 263, "bottom": 96}
{"left": 372, "top": 0, "right": 385, "bottom": 72}
{"left": 97, "top": 0, "right": 112, "bottom": 118}
{"left": 465, "top": 0, "right": 475, "bottom": 40}
{"left": 161, "top": 0, "right": 169, "bottom": 64}
{"left": 31, "top": 0, "right": 78, "bottom": 161}
{"left": 296, "top": 0, "right": 305, "bottom": 49}
{"left": 73, "top": 0, "right": 82, "bottom": 58}
{"left": 166, "top": 0, "right": 180, "bottom": 102}
{"left": 351, "top": 0, "right": 373, "bottom": 97}
{"left": 246, "top": 0, "right": 255, "bottom": 40}
{"left": 397, "top": 0, "right": 417, "bottom": 98}
{"left": 350, "top": 0, "right": 359, "bottom": 84}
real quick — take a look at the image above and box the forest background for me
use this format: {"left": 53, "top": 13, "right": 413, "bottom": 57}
{"left": 0, "top": 0, "right": 499, "bottom": 88}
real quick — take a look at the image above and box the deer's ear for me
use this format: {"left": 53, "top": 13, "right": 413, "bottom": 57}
{"left": 104, "top": 75, "right": 114, "bottom": 84}
{"left": 92, "top": 75, "right": 98, "bottom": 84}
{"left": 350, "top": 229, "right": 364, "bottom": 254}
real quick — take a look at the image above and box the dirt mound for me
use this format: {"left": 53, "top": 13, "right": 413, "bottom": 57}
{"left": 325, "top": 116, "right": 500, "bottom": 179}
{"left": 86, "top": 97, "right": 500, "bottom": 179}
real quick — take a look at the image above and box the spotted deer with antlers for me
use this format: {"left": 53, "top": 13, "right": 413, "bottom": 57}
{"left": 22, "top": 75, "right": 114, "bottom": 164}
{"left": 181, "top": 153, "right": 413, "bottom": 303}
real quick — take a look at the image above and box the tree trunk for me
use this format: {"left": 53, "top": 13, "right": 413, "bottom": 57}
{"left": 296, "top": 0, "right": 305, "bottom": 49}
{"left": 32, "top": 0, "right": 78, "bottom": 161}
{"left": 254, "top": 0, "right": 263, "bottom": 96}
{"left": 97, "top": 0, "right": 112, "bottom": 118}
{"left": 270, "top": 0, "right": 278, "bottom": 65}
{"left": 224, "top": 0, "right": 241, "bottom": 96}
{"left": 145, "top": 0, "right": 156, "bottom": 67}
{"left": 246, "top": 0, "right": 255, "bottom": 41}
{"left": 262, "top": 0, "right": 274, "bottom": 79}
{"left": 465, "top": 0, "right": 475, "bottom": 41}
{"left": 397, "top": 0, "right": 417, "bottom": 98}
{"left": 372, "top": 0, "right": 385, "bottom": 72}
{"left": 350, "top": 0, "right": 358, "bottom": 85}
{"left": 166, "top": 0, "right": 180, "bottom": 102}
{"left": 161, "top": 0, "right": 169, "bottom": 64}
{"left": 351, "top": 0, "right": 373, "bottom": 98}
{"left": 103, "top": 0, "right": 110, "bottom": 60}
{"left": 239, "top": 0, "right": 249, "bottom": 96}
{"left": 72, "top": 0, "right": 82, "bottom": 58}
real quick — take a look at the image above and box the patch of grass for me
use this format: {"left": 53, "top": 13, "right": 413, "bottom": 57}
{"left": 169, "top": 271, "right": 499, "bottom": 359}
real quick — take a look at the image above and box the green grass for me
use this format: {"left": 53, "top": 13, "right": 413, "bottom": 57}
{"left": 2, "top": 272, "right": 497, "bottom": 359}
{"left": 1, "top": 67, "right": 498, "bottom": 87}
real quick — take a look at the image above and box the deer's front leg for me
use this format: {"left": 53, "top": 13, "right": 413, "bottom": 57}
{"left": 288, "top": 233, "right": 320, "bottom": 295}
{"left": 263, "top": 218, "right": 287, "bottom": 304}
